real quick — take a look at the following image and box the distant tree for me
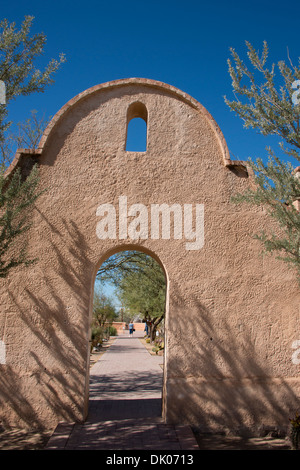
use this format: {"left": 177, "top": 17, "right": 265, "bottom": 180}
{"left": 0, "top": 15, "right": 65, "bottom": 277}
{"left": 225, "top": 41, "right": 300, "bottom": 280}
{"left": 91, "top": 288, "right": 118, "bottom": 348}
{"left": 97, "top": 251, "right": 166, "bottom": 341}
{"left": 93, "top": 287, "right": 118, "bottom": 328}
{"left": 117, "top": 261, "right": 166, "bottom": 341}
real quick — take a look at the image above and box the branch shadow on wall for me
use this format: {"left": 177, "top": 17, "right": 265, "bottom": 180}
{"left": 167, "top": 293, "right": 299, "bottom": 435}
{"left": 1, "top": 213, "right": 299, "bottom": 435}
{"left": 1, "top": 216, "right": 93, "bottom": 430}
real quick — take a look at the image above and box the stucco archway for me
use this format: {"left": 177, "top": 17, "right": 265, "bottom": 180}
{"left": 0, "top": 78, "right": 299, "bottom": 433}
{"left": 86, "top": 244, "right": 169, "bottom": 420}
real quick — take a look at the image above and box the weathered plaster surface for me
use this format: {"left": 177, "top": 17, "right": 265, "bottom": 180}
{"left": 0, "top": 78, "right": 299, "bottom": 432}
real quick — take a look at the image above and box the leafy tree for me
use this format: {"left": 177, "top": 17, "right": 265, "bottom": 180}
{"left": 91, "top": 287, "right": 118, "bottom": 348}
{"left": 97, "top": 251, "right": 166, "bottom": 341}
{"left": 0, "top": 15, "right": 65, "bottom": 163}
{"left": 1, "top": 110, "right": 50, "bottom": 169}
{"left": 117, "top": 260, "right": 166, "bottom": 341}
{"left": 14, "top": 110, "right": 49, "bottom": 151}
{"left": 224, "top": 41, "right": 300, "bottom": 280}
{"left": 93, "top": 287, "right": 118, "bottom": 328}
{"left": 0, "top": 15, "right": 65, "bottom": 276}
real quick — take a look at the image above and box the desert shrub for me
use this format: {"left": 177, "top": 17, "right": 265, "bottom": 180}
{"left": 105, "top": 326, "right": 117, "bottom": 336}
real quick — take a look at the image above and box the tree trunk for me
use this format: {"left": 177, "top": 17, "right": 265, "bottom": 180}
{"left": 150, "top": 314, "right": 164, "bottom": 342}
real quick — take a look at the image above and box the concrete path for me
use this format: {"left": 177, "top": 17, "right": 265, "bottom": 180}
{"left": 45, "top": 332, "right": 199, "bottom": 450}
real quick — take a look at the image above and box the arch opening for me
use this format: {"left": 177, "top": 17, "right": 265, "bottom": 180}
{"left": 125, "top": 101, "right": 148, "bottom": 152}
{"left": 86, "top": 246, "right": 168, "bottom": 421}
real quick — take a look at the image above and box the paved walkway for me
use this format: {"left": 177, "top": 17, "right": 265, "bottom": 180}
{"left": 45, "top": 332, "right": 199, "bottom": 450}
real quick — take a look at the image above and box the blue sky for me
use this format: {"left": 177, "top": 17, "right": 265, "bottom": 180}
{"left": 2, "top": 0, "right": 300, "bottom": 164}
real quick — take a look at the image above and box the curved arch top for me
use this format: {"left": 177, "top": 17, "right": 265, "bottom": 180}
{"left": 6, "top": 77, "right": 249, "bottom": 179}
{"left": 92, "top": 242, "right": 169, "bottom": 288}
{"left": 38, "top": 78, "right": 231, "bottom": 163}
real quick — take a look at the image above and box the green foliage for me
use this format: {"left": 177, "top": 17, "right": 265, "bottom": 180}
{"left": 91, "top": 325, "right": 104, "bottom": 349}
{"left": 0, "top": 110, "right": 50, "bottom": 168}
{"left": 225, "top": 42, "right": 300, "bottom": 280}
{"left": 14, "top": 110, "right": 49, "bottom": 150}
{"left": 91, "top": 290, "right": 118, "bottom": 349}
{"left": 117, "top": 259, "right": 165, "bottom": 321}
{"left": 92, "top": 287, "right": 117, "bottom": 329}
{"left": 289, "top": 411, "right": 300, "bottom": 449}
{"left": 106, "top": 326, "right": 117, "bottom": 336}
{"left": 289, "top": 411, "right": 300, "bottom": 429}
{"left": 0, "top": 164, "right": 42, "bottom": 277}
{"left": 97, "top": 251, "right": 166, "bottom": 339}
{"left": 0, "top": 15, "right": 65, "bottom": 276}
{"left": 225, "top": 41, "right": 300, "bottom": 154}
{"left": 232, "top": 153, "right": 300, "bottom": 276}
{"left": 0, "top": 15, "right": 65, "bottom": 153}
{"left": 152, "top": 337, "right": 164, "bottom": 354}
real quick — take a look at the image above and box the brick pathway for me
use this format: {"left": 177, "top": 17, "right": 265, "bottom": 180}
{"left": 45, "top": 332, "right": 198, "bottom": 450}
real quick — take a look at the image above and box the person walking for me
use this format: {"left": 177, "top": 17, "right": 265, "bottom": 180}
{"left": 129, "top": 321, "right": 134, "bottom": 337}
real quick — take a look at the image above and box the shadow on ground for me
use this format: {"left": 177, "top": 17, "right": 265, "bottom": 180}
{"left": 88, "top": 398, "right": 162, "bottom": 421}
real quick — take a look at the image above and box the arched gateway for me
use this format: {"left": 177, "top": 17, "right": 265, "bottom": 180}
{"left": 0, "top": 78, "right": 299, "bottom": 433}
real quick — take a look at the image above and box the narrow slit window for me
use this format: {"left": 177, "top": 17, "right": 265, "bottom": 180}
{"left": 125, "top": 102, "right": 148, "bottom": 152}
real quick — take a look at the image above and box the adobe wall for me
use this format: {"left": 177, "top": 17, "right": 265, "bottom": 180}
{"left": 0, "top": 78, "right": 299, "bottom": 433}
